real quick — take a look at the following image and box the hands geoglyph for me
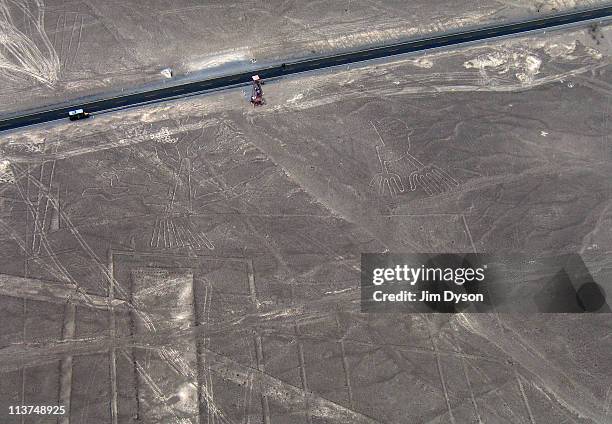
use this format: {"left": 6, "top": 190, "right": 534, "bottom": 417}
{"left": 369, "top": 120, "right": 458, "bottom": 197}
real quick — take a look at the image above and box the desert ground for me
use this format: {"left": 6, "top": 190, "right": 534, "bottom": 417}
{"left": 0, "top": 5, "right": 611, "bottom": 424}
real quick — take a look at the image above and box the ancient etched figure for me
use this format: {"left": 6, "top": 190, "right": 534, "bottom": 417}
{"left": 369, "top": 118, "right": 459, "bottom": 197}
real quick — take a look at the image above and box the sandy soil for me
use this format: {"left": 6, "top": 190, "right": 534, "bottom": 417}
{"left": 0, "top": 21, "right": 610, "bottom": 423}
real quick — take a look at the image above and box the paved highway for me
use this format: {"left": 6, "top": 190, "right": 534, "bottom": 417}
{"left": 0, "top": 6, "right": 610, "bottom": 133}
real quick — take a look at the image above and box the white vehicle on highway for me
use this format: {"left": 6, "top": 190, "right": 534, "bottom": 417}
{"left": 68, "top": 109, "right": 90, "bottom": 121}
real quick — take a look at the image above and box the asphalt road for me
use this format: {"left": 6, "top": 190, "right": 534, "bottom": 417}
{"left": 0, "top": 6, "right": 610, "bottom": 133}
